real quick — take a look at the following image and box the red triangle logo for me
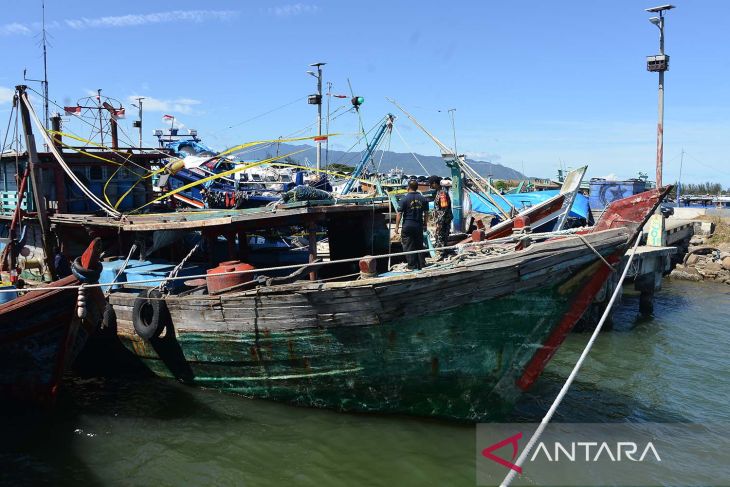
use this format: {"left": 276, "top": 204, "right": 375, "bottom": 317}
{"left": 481, "top": 432, "right": 523, "bottom": 474}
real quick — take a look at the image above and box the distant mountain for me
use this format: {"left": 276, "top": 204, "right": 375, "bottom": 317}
{"left": 234, "top": 143, "right": 525, "bottom": 180}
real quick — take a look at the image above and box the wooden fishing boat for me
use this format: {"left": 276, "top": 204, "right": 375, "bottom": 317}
{"left": 0, "top": 239, "right": 105, "bottom": 405}
{"left": 108, "top": 188, "right": 668, "bottom": 421}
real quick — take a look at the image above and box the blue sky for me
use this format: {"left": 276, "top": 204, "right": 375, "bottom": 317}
{"left": 1, "top": 1, "right": 728, "bottom": 185}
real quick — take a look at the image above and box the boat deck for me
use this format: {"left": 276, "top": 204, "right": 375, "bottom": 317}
{"left": 43, "top": 200, "right": 390, "bottom": 232}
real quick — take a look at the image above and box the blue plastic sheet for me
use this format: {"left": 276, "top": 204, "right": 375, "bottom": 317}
{"left": 165, "top": 140, "right": 216, "bottom": 157}
{"left": 469, "top": 190, "right": 589, "bottom": 220}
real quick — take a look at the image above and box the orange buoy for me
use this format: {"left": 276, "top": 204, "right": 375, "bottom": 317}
{"left": 206, "top": 261, "right": 255, "bottom": 293}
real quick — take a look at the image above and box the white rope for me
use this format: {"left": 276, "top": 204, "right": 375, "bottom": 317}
{"left": 19, "top": 92, "right": 121, "bottom": 217}
{"left": 499, "top": 232, "right": 644, "bottom": 487}
{"left": 0, "top": 227, "right": 602, "bottom": 294}
{"left": 0, "top": 238, "right": 502, "bottom": 293}
{"left": 104, "top": 243, "right": 137, "bottom": 297}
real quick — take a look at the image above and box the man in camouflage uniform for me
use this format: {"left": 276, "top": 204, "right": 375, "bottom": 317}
{"left": 429, "top": 175, "right": 453, "bottom": 259}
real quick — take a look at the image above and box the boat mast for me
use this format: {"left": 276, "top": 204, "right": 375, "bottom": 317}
{"left": 325, "top": 81, "right": 332, "bottom": 167}
{"left": 17, "top": 85, "right": 56, "bottom": 280}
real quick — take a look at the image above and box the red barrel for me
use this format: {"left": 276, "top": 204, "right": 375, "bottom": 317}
{"left": 206, "top": 260, "right": 255, "bottom": 293}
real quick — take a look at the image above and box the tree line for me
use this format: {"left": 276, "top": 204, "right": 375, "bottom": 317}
{"left": 675, "top": 182, "right": 729, "bottom": 196}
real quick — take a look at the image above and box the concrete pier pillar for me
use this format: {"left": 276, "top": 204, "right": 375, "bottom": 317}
{"left": 634, "top": 272, "right": 660, "bottom": 316}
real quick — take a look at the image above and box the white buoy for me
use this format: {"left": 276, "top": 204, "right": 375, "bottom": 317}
{"left": 76, "top": 285, "right": 87, "bottom": 319}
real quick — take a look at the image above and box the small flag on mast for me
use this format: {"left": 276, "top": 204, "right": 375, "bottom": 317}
{"left": 64, "top": 106, "right": 82, "bottom": 115}
{"left": 162, "top": 114, "right": 174, "bottom": 120}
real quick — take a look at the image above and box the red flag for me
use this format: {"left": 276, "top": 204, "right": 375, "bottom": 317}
{"left": 331, "top": 94, "right": 348, "bottom": 99}
{"left": 162, "top": 114, "right": 174, "bottom": 120}
{"left": 64, "top": 106, "right": 81, "bottom": 115}
{"left": 313, "top": 135, "right": 328, "bottom": 141}
{"left": 112, "top": 108, "right": 126, "bottom": 119}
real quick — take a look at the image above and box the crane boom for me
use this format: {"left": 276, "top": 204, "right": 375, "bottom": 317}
{"left": 341, "top": 114, "right": 395, "bottom": 195}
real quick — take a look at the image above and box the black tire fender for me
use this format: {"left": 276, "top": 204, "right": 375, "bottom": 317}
{"left": 132, "top": 289, "right": 169, "bottom": 340}
{"left": 71, "top": 257, "right": 102, "bottom": 283}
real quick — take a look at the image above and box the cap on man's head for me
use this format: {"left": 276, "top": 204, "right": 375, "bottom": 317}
{"left": 428, "top": 175, "right": 442, "bottom": 186}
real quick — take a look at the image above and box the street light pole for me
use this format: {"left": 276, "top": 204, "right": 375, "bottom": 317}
{"left": 308, "top": 62, "right": 326, "bottom": 171}
{"left": 646, "top": 4, "right": 675, "bottom": 189}
{"left": 135, "top": 97, "right": 144, "bottom": 149}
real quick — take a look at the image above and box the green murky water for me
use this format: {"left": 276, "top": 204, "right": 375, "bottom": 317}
{"left": 2, "top": 280, "right": 729, "bottom": 486}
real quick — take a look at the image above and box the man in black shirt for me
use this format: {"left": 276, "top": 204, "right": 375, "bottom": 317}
{"left": 394, "top": 179, "right": 428, "bottom": 270}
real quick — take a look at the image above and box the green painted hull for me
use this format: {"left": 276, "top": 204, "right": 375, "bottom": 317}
{"left": 120, "top": 282, "right": 574, "bottom": 421}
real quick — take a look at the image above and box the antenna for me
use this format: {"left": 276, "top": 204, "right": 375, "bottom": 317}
{"left": 41, "top": 0, "right": 49, "bottom": 132}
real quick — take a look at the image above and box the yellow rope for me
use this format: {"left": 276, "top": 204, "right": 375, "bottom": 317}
{"left": 128, "top": 149, "right": 309, "bottom": 214}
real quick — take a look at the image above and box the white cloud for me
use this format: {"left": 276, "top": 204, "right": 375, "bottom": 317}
{"left": 267, "top": 4, "right": 319, "bottom": 16}
{"left": 0, "top": 86, "right": 15, "bottom": 104}
{"left": 64, "top": 10, "right": 237, "bottom": 29}
{"left": 464, "top": 151, "right": 501, "bottom": 161}
{"left": 0, "top": 10, "right": 237, "bottom": 36}
{"left": 128, "top": 95, "right": 201, "bottom": 115}
{"left": 0, "top": 22, "right": 31, "bottom": 36}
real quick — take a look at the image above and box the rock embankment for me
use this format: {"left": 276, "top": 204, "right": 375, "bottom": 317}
{"left": 670, "top": 220, "right": 730, "bottom": 285}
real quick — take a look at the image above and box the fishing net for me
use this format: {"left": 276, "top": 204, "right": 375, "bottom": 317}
{"left": 282, "top": 185, "right": 332, "bottom": 203}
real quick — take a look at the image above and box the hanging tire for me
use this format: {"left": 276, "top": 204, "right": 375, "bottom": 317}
{"left": 132, "top": 289, "right": 169, "bottom": 340}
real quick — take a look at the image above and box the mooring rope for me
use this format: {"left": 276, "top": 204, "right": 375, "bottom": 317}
{"left": 103, "top": 243, "right": 137, "bottom": 297}
{"left": 159, "top": 242, "right": 200, "bottom": 293}
{"left": 499, "top": 230, "right": 644, "bottom": 487}
{"left": 0, "top": 229, "right": 608, "bottom": 294}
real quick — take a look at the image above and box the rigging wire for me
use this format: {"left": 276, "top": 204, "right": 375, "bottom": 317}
{"left": 19, "top": 91, "right": 120, "bottom": 217}
{"left": 223, "top": 95, "right": 308, "bottom": 131}
{"left": 375, "top": 127, "right": 392, "bottom": 174}
{"left": 392, "top": 124, "right": 430, "bottom": 175}
{"left": 0, "top": 102, "right": 17, "bottom": 155}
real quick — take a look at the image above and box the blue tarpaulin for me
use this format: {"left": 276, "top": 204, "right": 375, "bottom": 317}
{"left": 469, "top": 190, "right": 590, "bottom": 220}
{"left": 165, "top": 140, "right": 216, "bottom": 157}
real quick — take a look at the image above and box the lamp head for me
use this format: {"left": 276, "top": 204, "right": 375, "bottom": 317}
{"left": 645, "top": 4, "right": 675, "bottom": 13}
{"left": 649, "top": 16, "right": 661, "bottom": 25}
{"left": 306, "top": 70, "right": 317, "bottom": 78}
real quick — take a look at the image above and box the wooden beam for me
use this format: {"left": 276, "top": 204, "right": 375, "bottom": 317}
{"left": 308, "top": 221, "right": 318, "bottom": 281}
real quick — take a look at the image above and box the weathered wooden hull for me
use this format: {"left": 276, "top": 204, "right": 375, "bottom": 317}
{"left": 0, "top": 276, "right": 105, "bottom": 405}
{"left": 110, "top": 188, "right": 668, "bottom": 420}
{"left": 112, "top": 228, "right": 630, "bottom": 421}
